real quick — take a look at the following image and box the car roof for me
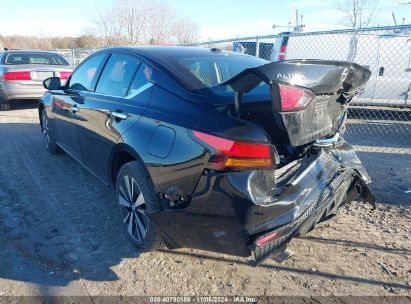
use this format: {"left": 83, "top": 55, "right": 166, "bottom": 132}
{"left": 93, "top": 46, "right": 254, "bottom": 91}
{"left": 97, "top": 45, "right": 248, "bottom": 61}
{"left": 2, "top": 49, "right": 63, "bottom": 55}
{"left": 102, "top": 45, "right": 223, "bottom": 53}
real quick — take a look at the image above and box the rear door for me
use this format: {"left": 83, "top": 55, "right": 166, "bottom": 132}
{"left": 76, "top": 52, "right": 153, "bottom": 183}
{"left": 51, "top": 53, "right": 107, "bottom": 161}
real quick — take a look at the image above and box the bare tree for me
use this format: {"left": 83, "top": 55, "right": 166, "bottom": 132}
{"left": 1, "top": 0, "right": 202, "bottom": 50}
{"left": 172, "top": 14, "right": 201, "bottom": 45}
{"left": 94, "top": 3, "right": 125, "bottom": 45}
{"left": 335, "top": 0, "right": 379, "bottom": 28}
{"left": 92, "top": 0, "right": 201, "bottom": 46}
{"left": 145, "top": 2, "right": 175, "bottom": 44}
{"left": 118, "top": 0, "right": 152, "bottom": 45}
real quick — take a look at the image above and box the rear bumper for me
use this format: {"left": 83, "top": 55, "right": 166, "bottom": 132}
{"left": 0, "top": 81, "right": 46, "bottom": 101}
{"left": 150, "top": 140, "right": 374, "bottom": 261}
{"left": 252, "top": 169, "right": 367, "bottom": 264}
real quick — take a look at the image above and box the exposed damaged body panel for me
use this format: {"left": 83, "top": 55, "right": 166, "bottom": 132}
{"left": 249, "top": 141, "right": 375, "bottom": 264}
{"left": 223, "top": 60, "right": 371, "bottom": 146}
{"left": 224, "top": 60, "right": 371, "bottom": 96}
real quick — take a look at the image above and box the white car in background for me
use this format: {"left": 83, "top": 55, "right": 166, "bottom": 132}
{"left": 0, "top": 50, "right": 73, "bottom": 110}
{"left": 270, "top": 31, "right": 411, "bottom": 107}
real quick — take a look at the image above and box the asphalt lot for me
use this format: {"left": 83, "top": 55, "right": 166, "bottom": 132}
{"left": 0, "top": 101, "right": 410, "bottom": 300}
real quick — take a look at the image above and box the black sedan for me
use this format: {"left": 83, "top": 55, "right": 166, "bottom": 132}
{"left": 39, "top": 46, "right": 374, "bottom": 264}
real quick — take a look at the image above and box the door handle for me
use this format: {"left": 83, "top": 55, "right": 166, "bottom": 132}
{"left": 111, "top": 111, "right": 127, "bottom": 120}
{"left": 378, "top": 67, "right": 385, "bottom": 76}
{"left": 70, "top": 105, "right": 79, "bottom": 113}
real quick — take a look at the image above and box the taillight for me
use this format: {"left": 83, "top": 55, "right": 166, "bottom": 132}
{"left": 255, "top": 231, "right": 279, "bottom": 246}
{"left": 278, "top": 84, "right": 315, "bottom": 111}
{"left": 278, "top": 45, "right": 287, "bottom": 61}
{"left": 4, "top": 71, "right": 31, "bottom": 81}
{"left": 59, "top": 71, "right": 71, "bottom": 80}
{"left": 192, "top": 131, "right": 273, "bottom": 171}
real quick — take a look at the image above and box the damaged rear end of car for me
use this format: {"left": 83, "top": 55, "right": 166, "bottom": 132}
{"left": 225, "top": 59, "right": 375, "bottom": 264}
{"left": 151, "top": 58, "right": 375, "bottom": 265}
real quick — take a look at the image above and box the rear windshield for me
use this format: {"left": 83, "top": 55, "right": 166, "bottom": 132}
{"left": 4, "top": 52, "right": 69, "bottom": 65}
{"left": 170, "top": 53, "right": 271, "bottom": 104}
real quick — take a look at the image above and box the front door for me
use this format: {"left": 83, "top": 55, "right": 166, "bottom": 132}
{"left": 51, "top": 53, "right": 107, "bottom": 161}
{"left": 51, "top": 90, "right": 87, "bottom": 160}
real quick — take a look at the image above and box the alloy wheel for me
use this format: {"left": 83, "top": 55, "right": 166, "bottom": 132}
{"left": 118, "top": 175, "right": 148, "bottom": 242}
{"left": 42, "top": 112, "right": 50, "bottom": 149}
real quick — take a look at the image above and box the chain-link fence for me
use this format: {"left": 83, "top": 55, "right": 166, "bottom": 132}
{"left": 190, "top": 25, "right": 411, "bottom": 154}
{"left": 54, "top": 26, "right": 411, "bottom": 153}
{"left": 55, "top": 48, "right": 99, "bottom": 67}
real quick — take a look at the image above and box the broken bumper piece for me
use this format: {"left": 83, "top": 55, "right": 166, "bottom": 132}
{"left": 250, "top": 144, "right": 375, "bottom": 265}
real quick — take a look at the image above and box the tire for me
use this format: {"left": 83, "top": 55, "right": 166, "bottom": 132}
{"left": 41, "top": 108, "right": 61, "bottom": 154}
{"left": 116, "top": 160, "right": 165, "bottom": 252}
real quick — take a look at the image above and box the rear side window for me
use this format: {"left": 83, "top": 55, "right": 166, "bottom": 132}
{"left": 178, "top": 55, "right": 267, "bottom": 88}
{"left": 128, "top": 64, "right": 152, "bottom": 96}
{"left": 178, "top": 55, "right": 270, "bottom": 104}
{"left": 68, "top": 54, "right": 105, "bottom": 91}
{"left": 182, "top": 60, "right": 217, "bottom": 87}
{"left": 95, "top": 54, "right": 140, "bottom": 97}
{"left": 4, "top": 52, "right": 68, "bottom": 65}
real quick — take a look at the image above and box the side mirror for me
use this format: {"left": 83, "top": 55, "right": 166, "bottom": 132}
{"left": 43, "top": 77, "right": 62, "bottom": 90}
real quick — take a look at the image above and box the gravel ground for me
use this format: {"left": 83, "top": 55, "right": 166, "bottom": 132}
{"left": 0, "top": 102, "right": 410, "bottom": 300}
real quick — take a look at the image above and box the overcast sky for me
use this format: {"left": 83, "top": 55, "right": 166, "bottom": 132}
{"left": 0, "top": 0, "right": 410, "bottom": 40}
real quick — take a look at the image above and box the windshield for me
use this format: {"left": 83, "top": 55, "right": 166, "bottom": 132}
{"left": 4, "top": 52, "right": 69, "bottom": 65}
{"left": 177, "top": 54, "right": 271, "bottom": 104}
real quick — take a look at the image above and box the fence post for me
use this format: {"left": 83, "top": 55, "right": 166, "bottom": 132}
{"left": 347, "top": 30, "right": 358, "bottom": 62}
{"left": 255, "top": 37, "right": 260, "bottom": 58}
{"left": 71, "top": 49, "right": 75, "bottom": 66}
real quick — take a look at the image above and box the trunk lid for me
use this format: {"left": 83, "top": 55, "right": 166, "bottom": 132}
{"left": 224, "top": 59, "right": 371, "bottom": 146}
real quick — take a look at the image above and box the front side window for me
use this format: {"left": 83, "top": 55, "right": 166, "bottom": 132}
{"left": 68, "top": 54, "right": 105, "bottom": 91}
{"left": 95, "top": 54, "right": 140, "bottom": 97}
